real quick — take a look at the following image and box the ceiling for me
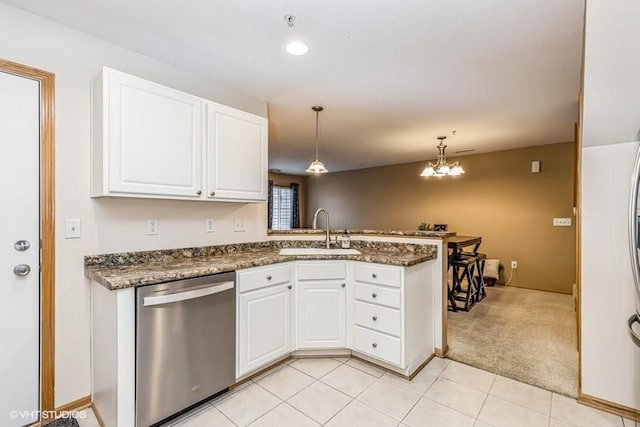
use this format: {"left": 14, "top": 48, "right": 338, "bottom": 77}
{"left": 5, "top": 0, "right": 584, "bottom": 174}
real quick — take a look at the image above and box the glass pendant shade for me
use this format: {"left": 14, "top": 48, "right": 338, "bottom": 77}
{"left": 420, "top": 166, "right": 435, "bottom": 177}
{"left": 305, "top": 159, "right": 328, "bottom": 174}
{"left": 420, "top": 136, "right": 465, "bottom": 177}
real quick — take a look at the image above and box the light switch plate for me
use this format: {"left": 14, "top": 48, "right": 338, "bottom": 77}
{"left": 65, "top": 219, "right": 81, "bottom": 239}
{"left": 233, "top": 217, "right": 246, "bottom": 232}
{"left": 205, "top": 218, "right": 215, "bottom": 233}
{"left": 553, "top": 217, "right": 572, "bottom": 226}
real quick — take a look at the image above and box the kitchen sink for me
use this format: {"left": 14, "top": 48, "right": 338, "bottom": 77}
{"left": 278, "top": 248, "right": 362, "bottom": 255}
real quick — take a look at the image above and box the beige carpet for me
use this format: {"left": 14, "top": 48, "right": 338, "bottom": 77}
{"left": 447, "top": 285, "right": 578, "bottom": 397}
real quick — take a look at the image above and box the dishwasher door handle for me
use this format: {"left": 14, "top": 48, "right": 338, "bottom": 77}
{"left": 143, "top": 281, "right": 235, "bottom": 307}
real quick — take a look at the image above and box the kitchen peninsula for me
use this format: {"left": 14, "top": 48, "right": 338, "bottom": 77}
{"left": 86, "top": 231, "right": 447, "bottom": 427}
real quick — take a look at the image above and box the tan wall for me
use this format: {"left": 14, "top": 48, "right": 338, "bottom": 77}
{"left": 269, "top": 172, "right": 308, "bottom": 228}
{"left": 306, "top": 142, "right": 576, "bottom": 294}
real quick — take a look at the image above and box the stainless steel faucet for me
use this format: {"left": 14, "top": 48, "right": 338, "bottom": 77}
{"left": 312, "top": 208, "right": 331, "bottom": 249}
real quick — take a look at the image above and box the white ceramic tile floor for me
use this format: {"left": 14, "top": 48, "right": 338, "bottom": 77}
{"left": 77, "top": 357, "right": 636, "bottom": 427}
{"left": 75, "top": 408, "right": 100, "bottom": 427}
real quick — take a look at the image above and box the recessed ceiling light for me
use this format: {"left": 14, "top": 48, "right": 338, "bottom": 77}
{"left": 286, "top": 41, "right": 309, "bottom": 56}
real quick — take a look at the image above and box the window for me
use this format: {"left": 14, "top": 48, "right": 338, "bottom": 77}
{"left": 271, "top": 186, "right": 292, "bottom": 230}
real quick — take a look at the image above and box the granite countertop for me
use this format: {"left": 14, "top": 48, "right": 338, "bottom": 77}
{"left": 85, "top": 240, "right": 438, "bottom": 290}
{"left": 268, "top": 229, "right": 455, "bottom": 238}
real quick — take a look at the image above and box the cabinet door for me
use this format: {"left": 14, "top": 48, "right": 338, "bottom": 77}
{"left": 237, "top": 284, "right": 291, "bottom": 377}
{"left": 105, "top": 69, "right": 203, "bottom": 198}
{"left": 205, "top": 102, "right": 267, "bottom": 201}
{"left": 296, "top": 281, "right": 346, "bottom": 349}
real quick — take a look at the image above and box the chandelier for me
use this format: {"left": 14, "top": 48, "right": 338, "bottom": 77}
{"left": 420, "top": 136, "right": 465, "bottom": 177}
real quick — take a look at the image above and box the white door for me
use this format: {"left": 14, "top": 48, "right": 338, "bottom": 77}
{"left": 0, "top": 71, "right": 40, "bottom": 426}
{"left": 297, "top": 281, "right": 346, "bottom": 349}
{"left": 237, "top": 284, "right": 291, "bottom": 377}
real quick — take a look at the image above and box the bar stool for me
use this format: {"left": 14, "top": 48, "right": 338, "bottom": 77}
{"left": 461, "top": 251, "right": 487, "bottom": 302}
{"left": 449, "top": 254, "right": 478, "bottom": 311}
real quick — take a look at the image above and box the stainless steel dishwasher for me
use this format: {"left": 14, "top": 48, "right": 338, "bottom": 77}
{"left": 136, "top": 272, "right": 236, "bottom": 427}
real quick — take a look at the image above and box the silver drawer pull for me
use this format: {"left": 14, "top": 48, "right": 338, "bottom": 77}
{"left": 266, "top": 275, "right": 272, "bottom": 280}
{"left": 372, "top": 293, "right": 377, "bottom": 298}
{"left": 372, "top": 343, "right": 378, "bottom": 348}
{"left": 372, "top": 316, "right": 378, "bottom": 321}
{"left": 372, "top": 273, "right": 377, "bottom": 278}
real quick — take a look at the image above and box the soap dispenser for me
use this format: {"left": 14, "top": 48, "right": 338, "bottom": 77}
{"left": 341, "top": 230, "right": 351, "bottom": 249}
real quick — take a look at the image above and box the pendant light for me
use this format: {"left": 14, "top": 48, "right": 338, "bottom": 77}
{"left": 420, "top": 136, "right": 465, "bottom": 177}
{"left": 305, "top": 106, "right": 328, "bottom": 174}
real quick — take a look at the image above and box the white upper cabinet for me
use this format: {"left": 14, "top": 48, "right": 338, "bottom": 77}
{"left": 205, "top": 102, "right": 267, "bottom": 201}
{"left": 92, "top": 67, "right": 203, "bottom": 198}
{"left": 91, "top": 67, "right": 267, "bottom": 202}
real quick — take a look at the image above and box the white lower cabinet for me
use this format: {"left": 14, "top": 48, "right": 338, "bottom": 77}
{"left": 296, "top": 281, "right": 346, "bottom": 348}
{"left": 236, "top": 259, "right": 434, "bottom": 378}
{"left": 295, "top": 262, "right": 347, "bottom": 349}
{"left": 349, "top": 262, "right": 434, "bottom": 375}
{"left": 236, "top": 264, "right": 292, "bottom": 378}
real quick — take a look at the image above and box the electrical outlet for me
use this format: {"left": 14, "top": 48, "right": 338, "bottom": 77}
{"left": 233, "top": 217, "right": 246, "bottom": 232}
{"left": 553, "top": 217, "right": 572, "bottom": 226}
{"left": 205, "top": 218, "right": 215, "bottom": 233}
{"left": 65, "top": 219, "right": 81, "bottom": 239}
{"left": 147, "top": 219, "right": 159, "bottom": 235}
{"left": 511, "top": 260, "right": 518, "bottom": 269}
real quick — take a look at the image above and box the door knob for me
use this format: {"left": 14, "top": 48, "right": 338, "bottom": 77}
{"left": 14, "top": 240, "right": 31, "bottom": 251}
{"left": 14, "top": 264, "right": 31, "bottom": 277}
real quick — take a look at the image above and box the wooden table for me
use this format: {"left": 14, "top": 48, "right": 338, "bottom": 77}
{"left": 447, "top": 235, "right": 482, "bottom": 261}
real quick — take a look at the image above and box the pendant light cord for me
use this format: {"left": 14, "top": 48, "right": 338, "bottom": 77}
{"left": 314, "top": 109, "right": 320, "bottom": 160}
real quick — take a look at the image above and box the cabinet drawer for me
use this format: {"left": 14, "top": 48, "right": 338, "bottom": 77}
{"left": 353, "top": 326, "right": 402, "bottom": 366}
{"left": 354, "top": 301, "right": 401, "bottom": 337}
{"left": 297, "top": 261, "right": 346, "bottom": 281}
{"left": 238, "top": 264, "right": 291, "bottom": 292}
{"left": 354, "top": 282, "right": 401, "bottom": 309}
{"left": 353, "top": 264, "right": 401, "bottom": 288}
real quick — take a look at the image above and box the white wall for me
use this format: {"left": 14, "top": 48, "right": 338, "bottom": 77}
{"left": 581, "top": 142, "right": 640, "bottom": 409}
{"left": 0, "top": 3, "right": 268, "bottom": 406}
{"left": 581, "top": 0, "right": 640, "bottom": 411}
{"left": 582, "top": 0, "right": 640, "bottom": 147}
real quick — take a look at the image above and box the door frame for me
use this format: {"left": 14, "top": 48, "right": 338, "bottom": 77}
{"left": 0, "top": 58, "right": 56, "bottom": 415}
